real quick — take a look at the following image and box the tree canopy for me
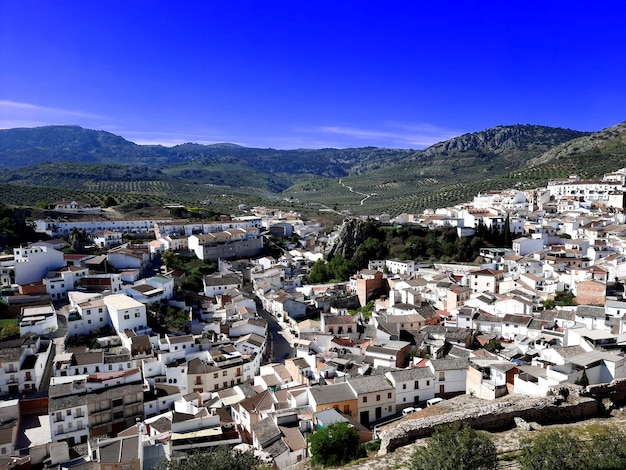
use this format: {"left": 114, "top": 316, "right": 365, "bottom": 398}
{"left": 519, "top": 426, "right": 626, "bottom": 470}
{"left": 153, "top": 446, "right": 261, "bottom": 470}
{"left": 308, "top": 422, "right": 365, "bottom": 467}
{"left": 411, "top": 422, "right": 497, "bottom": 470}
{"left": 307, "top": 256, "right": 354, "bottom": 284}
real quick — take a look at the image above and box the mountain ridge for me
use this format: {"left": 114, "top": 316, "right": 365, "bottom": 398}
{"left": 1, "top": 121, "right": 625, "bottom": 215}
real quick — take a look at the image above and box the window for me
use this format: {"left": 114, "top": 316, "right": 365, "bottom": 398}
{"left": 414, "top": 380, "right": 419, "bottom": 389}
{"left": 363, "top": 396, "right": 368, "bottom": 403}
{"left": 376, "top": 394, "right": 381, "bottom": 401}
{"left": 402, "top": 384, "right": 407, "bottom": 390}
{"left": 439, "top": 372, "right": 445, "bottom": 381}
{"left": 387, "top": 392, "right": 392, "bottom": 399}
{"left": 135, "top": 312, "right": 140, "bottom": 317}
{"left": 223, "top": 371, "right": 227, "bottom": 376}
{"left": 124, "top": 314, "right": 130, "bottom": 320}
{"left": 214, "top": 372, "right": 219, "bottom": 379}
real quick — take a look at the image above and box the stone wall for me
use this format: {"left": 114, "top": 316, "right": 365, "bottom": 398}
{"left": 378, "top": 386, "right": 599, "bottom": 454}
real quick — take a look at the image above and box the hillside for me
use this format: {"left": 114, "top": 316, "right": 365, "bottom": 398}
{"left": 283, "top": 124, "right": 590, "bottom": 215}
{"left": 529, "top": 121, "right": 626, "bottom": 166}
{"left": 1, "top": 122, "right": 625, "bottom": 216}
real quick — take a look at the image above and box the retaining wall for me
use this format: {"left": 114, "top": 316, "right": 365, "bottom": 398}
{"left": 378, "top": 379, "right": 626, "bottom": 454}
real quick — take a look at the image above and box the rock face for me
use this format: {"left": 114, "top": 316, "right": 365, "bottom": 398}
{"left": 420, "top": 124, "right": 586, "bottom": 159}
{"left": 514, "top": 417, "right": 532, "bottom": 431}
{"left": 325, "top": 218, "right": 371, "bottom": 261}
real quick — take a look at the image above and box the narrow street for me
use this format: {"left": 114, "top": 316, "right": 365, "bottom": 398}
{"left": 256, "top": 303, "right": 294, "bottom": 363}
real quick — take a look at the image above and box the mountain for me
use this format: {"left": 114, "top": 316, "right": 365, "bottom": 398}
{"left": 1, "top": 122, "right": 625, "bottom": 216}
{"left": 420, "top": 124, "right": 587, "bottom": 160}
{"left": 0, "top": 125, "right": 412, "bottom": 179}
{"left": 282, "top": 124, "right": 591, "bottom": 215}
{"left": 0, "top": 125, "right": 147, "bottom": 167}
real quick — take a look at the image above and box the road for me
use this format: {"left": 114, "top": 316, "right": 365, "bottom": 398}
{"left": 338, "top": 178, "right": 377, "bottom": 205}
{"left": 256, "top": 304, "right": 294, "bottom": 363}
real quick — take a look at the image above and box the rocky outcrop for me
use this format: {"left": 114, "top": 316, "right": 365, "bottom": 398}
{"left": 420, "top": 124, "right": 586, "bottom": 159}
{"left": 325, "top": 218, "right": 372, "bottom": 261}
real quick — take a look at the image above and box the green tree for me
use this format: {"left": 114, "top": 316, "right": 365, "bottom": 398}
{"left": 518, "top": 428, "right": 585, "bottom": 470}
{"left": 575, "top": 369, "right": 589, "bottom": 387}
{"left": 162, "top": 250, "right": 180, "bottom": 270}
{"left": 411, "top": 422, "right": 497, "bottom": 470}
{"left": 103, "top": 195, "right": 118, "bottom": 207}
{"left": 588, "top": 426, "right": 626, "bottom": 469}
{"left": 327, "top": 255, "right": 353, "bottom": 281}
{"left": 554, "top": 290, "right": 577, "bottom": 306}
{"left": 308, "top": 422, "right": 365, "bottom": 467}
{"left": 154, "top": 446, "right": 261, "bottom": 470}
{"left": 308, "top": 259, "right": 328, "bottom": 284}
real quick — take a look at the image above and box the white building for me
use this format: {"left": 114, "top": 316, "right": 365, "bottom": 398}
{"left": 103, "top": 295, "right": 147, "bottom": 334}
{"left": 385, "top": 367, "right": 436, "bottom": 412}
{"left": 19, "top": 304, "right": 58, "bottom": 336}
{"left": 13, "top": 245, "right": 65, "bottom": 285}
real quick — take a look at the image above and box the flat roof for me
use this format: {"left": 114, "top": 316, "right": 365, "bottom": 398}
{"left": 103, "top": 294, "right": 144, "bottom": 310}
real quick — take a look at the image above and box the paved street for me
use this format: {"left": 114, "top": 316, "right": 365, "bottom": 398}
{"left": 256, "top": 305, "right": 294, "bottom": 363}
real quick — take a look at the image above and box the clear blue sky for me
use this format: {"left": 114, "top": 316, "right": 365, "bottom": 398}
{"left": 1, "top": 1, "right": 625, "bottom": 149}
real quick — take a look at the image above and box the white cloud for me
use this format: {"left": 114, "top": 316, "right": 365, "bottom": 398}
{"left": 304, "top": 122, "right": 463, "bottom": 149}
{"left": 0, "top": 100, "right": 111, "bottom": 134}
{"left": 0, "top": 100, "right": 106, "bottom": 123}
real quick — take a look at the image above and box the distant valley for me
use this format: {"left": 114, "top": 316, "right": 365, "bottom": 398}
{"left": 0, "top": 121, "right": 625, "bottom": 216}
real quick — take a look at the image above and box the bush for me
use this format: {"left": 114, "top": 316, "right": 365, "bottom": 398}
{"left": 308, "top": 422, "right": 365, "bottom": 467}
{"left": 411, "top": 422, "right": 497, "bottom": 470}
{"left": 154, "top": 446, "right": 261, "bottom": 470}
{"left": 519, "top": 428, "right": 584, "bottom": 470}
{"left": 519, "top": 426, "right": 626, "bottom": 470}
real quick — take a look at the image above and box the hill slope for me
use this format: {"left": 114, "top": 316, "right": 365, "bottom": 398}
{"left": 530, "top": 121, "right": 626, "bottom": 166}
{"left": 283, "top": 124, "right": 589, "bottom": 214}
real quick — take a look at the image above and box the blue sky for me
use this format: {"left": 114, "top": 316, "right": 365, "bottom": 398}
{"left": 1, "top": 1, "right": 625, "bottom": 149}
